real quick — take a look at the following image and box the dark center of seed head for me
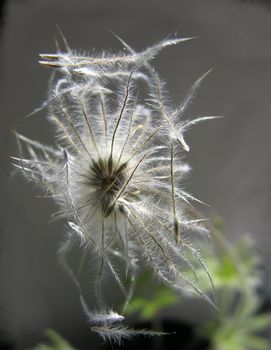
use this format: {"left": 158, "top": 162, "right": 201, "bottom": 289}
{"left": 89, "top": 158, "right": 127, "bottom": 215}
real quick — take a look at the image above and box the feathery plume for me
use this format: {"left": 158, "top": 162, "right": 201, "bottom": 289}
{"left": 13, "top": 35, "right": 219, "bottom": 343}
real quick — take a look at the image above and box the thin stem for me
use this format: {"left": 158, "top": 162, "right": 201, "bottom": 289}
{"left": 51, "top": 115, "right": 81, "bottom": 153}
{"left": 76, "top": 91, "right": 100, "bottom": 158}
{"left": 99, "top": 92, "right": 108, "bottom": 148}
{"left": 105, "top": 211, "right": 118, "bottom": 249}
{"left": 170, "top": 143, "right": 179, "bottom": 242}
{"left": 110, "top": 69, "right": 135, "bottom": 162}
{"left": 56, "top": 91, "right": 92, "bottom": 157}
{"left": 126, "top": 127, "right": 161, "bottom": 163}
{"left": 13, "top": 130, "right": 28, "bottom": 177}
{"left": 117, "top": 108, "right": 135, "bottom": 164}
{"left": 107, "top": 152, "right": 148, "bottom": 216}
{"left": 96, "top": 214, "right": 105, "bottom": 308}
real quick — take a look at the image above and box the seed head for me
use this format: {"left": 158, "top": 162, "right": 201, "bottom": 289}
{"left": 13, "top": 35, "right": 219, "bottom": 342}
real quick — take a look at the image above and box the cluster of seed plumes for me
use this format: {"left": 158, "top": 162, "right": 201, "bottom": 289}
{"left": 13, "top": 36, "right": 218, "bottom": 343}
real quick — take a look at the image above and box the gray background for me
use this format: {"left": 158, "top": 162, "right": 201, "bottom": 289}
{"left": 1, "top": 0, "right": 271, "bottom": 348}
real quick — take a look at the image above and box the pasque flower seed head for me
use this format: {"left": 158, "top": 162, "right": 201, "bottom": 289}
{"left": 13, "top": 35, "right": 219, "bottom": 342}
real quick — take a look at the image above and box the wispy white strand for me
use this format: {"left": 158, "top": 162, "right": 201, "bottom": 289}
{"left": 91, "top": 324, "right": 167, "bottom": 345}
{"left": 13, "top": 35, "right": 219, "bottom": 342}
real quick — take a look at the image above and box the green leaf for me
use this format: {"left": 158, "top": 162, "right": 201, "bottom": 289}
{"left": 125, "top": 284, "right": 178, "bottom": 320}
{"left": 241, "top": 314, "right": 271, "bottom": 333}
{"left": 242, "top": 335, "right": 269, "bottom": 350}
{"left": 31, "top": 329, "right": 76, "bottom": 350}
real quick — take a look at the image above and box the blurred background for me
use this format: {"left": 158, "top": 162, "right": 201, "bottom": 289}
{"left": 0, "top": 0, "right": 271, "bottom": 349}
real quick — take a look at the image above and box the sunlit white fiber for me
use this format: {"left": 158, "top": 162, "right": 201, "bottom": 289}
{"left": 13, "top": 34, "right": 219, "bottom": 343}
